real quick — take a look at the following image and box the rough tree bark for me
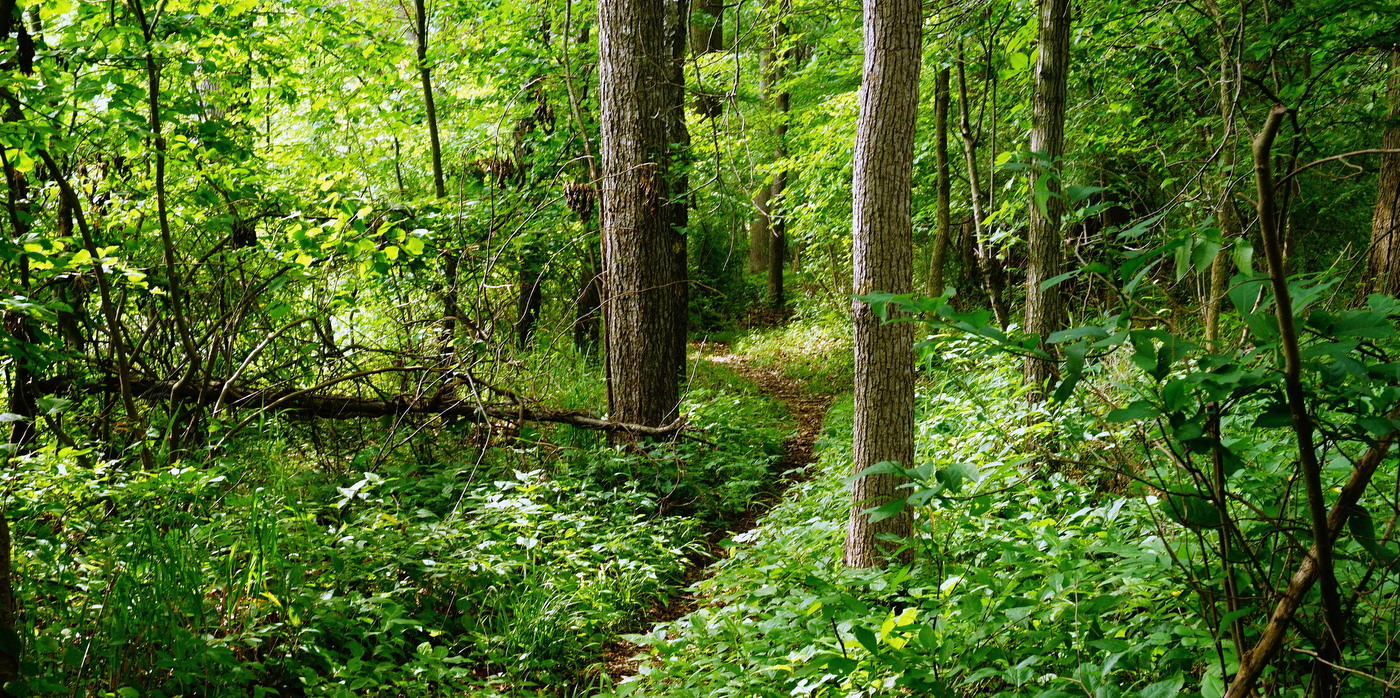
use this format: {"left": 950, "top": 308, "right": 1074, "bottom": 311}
{"left": 1368, "top": 47, "right": 1400, "bottom": 295}
{"left": 599, "top": 0, "right": 689, "bottom": 427}
{"left": 1023, "top": 0, "right": 1070, "bottom": 395}
{"left": 845, "top": 0, "right": 921, "bottom": 568}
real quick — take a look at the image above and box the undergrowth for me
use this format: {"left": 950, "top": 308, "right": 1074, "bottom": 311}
{"left": 3, "top": 357, "right": 788, "bottom": 697}
{"left": 612, "top": 339, "right": 1209, "bottom": 698}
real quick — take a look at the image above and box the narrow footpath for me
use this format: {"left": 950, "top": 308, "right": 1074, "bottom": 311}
{"left": 601, "top": 343, "right": 835, "bottom": 682}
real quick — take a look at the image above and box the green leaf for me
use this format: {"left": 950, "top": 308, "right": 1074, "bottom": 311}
{"left": 846, "top": 460, "right": 905, "bottom": 484}
{"left": 1164, "top": 494, "right": 1221, "bottom": 529}
{"left": 851, "top": 626, "right": 880, "bottom": 655}
{"left": 1052, "top": 343, "right": 1087, "bottom": 403}
{"left": 1139, "top": 675, "right": 1183, "bottom": 698}
{"left": 935, "top": 463, "right": 978, "bottom": 493}
{"left": 864, "top": 498, "right": 907, "bottom": 524}
{"left": 1108, "top": 400, "right": 1159, "bottom": 423}
{"left": 1047, "top": 325, "right": 1108, "bottom": 344}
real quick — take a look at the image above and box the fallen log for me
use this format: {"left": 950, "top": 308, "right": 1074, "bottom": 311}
{"left": 92, "top": 375, "right": 685, "bottom": 436}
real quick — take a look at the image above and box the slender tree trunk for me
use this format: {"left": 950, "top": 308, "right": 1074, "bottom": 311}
{"left": 956, "top": 53, "right": 1010, "bottom": 328}
{"left": 1252, "top": 104, "right": 1345, "bottom": 698}
{"left": 0, "top": 506, "right": 13, "bottom": 693}
{"left": 767, "top": 0, "right": 791, "bottom": 311}
{"left": 415, "top": 0, "right": 447, "bottom": 199}
{"left": 748, "top": 183, "right": 772, "bottom": 272}
{"left": 131, "top": 0, "right": 201, "bottom": 456}
{"left": 1023, "top": 0, "right": 1070, "bottom": 395}
{"left": 599, "top": 0, "right": 689, "bottom": 428}
{"left": 748, "top": 46, "right": 774, "bottom": 274}
{"left": 1205, "top": 0, "right": 1241, "bottom": 350}
{"left": 575, "top": 236, "right": 602, "bottom": 356}
{"left": 1368, "top": 47, "right": 1400, "bottom": 295}
{"left": 845, "top": 0, "right": 921, "bottom": 568}
{"left": 928, "top": 66, "right": 951, "bottom": 296}
{"left": 1, "top": 32, "right": 35, "bottom": 456}
{"left": 516, "top": 246, "right": 545, "bottom": 350}
{"left": 560, "top": 0, "right": 603, "bottom": 359}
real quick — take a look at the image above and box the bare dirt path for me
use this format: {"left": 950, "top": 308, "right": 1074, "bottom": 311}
{"left": 599, "top": 343, "right": 834, "bottom": 683}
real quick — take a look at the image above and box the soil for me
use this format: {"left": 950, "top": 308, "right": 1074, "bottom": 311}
{"left": 598, "top": 343, "right": 835, "bottom": 684}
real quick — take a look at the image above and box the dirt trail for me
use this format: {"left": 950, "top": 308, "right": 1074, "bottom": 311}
{"left": 600, "top": 344, "right": 834, "bottom": 682}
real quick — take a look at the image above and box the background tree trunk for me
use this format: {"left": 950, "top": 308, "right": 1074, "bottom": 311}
{"left": 845, "top": 0, "right": 921, "bottom": 568}
{"left": 599, "top": 0, "right": 689, "bottom": 427}
{"left": 1023, "top": 0, "right": 1070, "bottom": 395}
{"left": 414, "top": 0, "right": 447, "bottom": 199}
{"left": 928, "top": 66, "right": 951, "bottom": 296}
{"left": 1368, "top": 47, "right": 1400, "bottom": 295}
{"left": 956, "top": 53, "right": 1011, "bottom": 328}
{"left": 767, "top": 0, "right": 791, "bottom": 311}
{"left": 748, "top": 45, "right": 774, "bottom": 274}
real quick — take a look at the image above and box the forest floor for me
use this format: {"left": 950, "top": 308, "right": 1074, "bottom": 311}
{"left": 600, "top": 342, "right": 834, "bottom": 682}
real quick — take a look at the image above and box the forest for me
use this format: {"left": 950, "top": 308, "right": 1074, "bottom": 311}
{"left": 0, "top": 0, "right": 1398, "bottom": 695}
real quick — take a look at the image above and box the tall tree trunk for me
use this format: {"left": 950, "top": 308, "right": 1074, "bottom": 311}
{"left": 599, "top": 0, "right": 689, "bottom": 428}
{"left": 956, "top": 53, "right": 1011, "bottom": 328}
{"left": 767, "top": 0, "right": 791, "bottom": 311}
{"left": 1023, "top": 0, "right": 1070, "bottom": 396}
{"left": 928, "top": 66, "right": 951, "bottom": 296}
{"left": 845, "top": 0, "right": 920, "bottom": 568}
{"left": 412, "top": 0, "right": 458, "bottom": 356}
{"left": 1368, "top": 47, "right": 1400, "bottom": 295}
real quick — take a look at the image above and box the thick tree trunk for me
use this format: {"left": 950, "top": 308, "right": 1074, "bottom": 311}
{"left": 1368, "top": 48, "right": 1400, "bottom": 296}
{"left": 845, "top": 0, "right": 920, "bottom": 568}
{"left": 1023, "top": 0, "right": 1070, "bottom": 395}
{"left": 928, "top": 67, "right": 951, "bottom": 296}
{"left": 599, "top": 0, "right": 689, "bottom": 428}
